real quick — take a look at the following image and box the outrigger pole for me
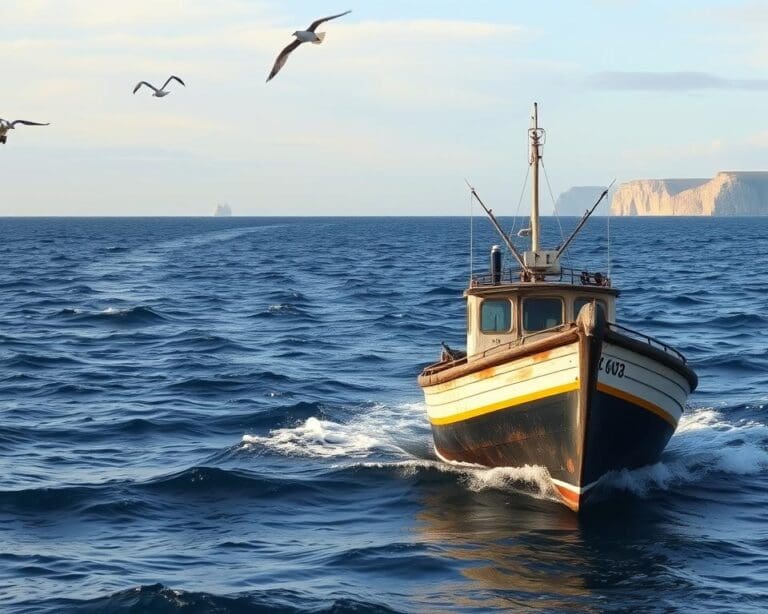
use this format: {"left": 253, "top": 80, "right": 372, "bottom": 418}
{"left": 465, "top": 179, "right": 528, "bottom": 273}
{"left": 554, "top": 180, "right": 616, "bottom": 260}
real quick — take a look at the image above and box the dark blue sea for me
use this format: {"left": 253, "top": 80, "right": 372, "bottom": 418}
{"left": 1, "top": 216, "right": 766, "bottom": 612}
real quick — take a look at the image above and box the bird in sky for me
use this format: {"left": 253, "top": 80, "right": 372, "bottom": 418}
{"left": 133, "top": 76, "right": 186, "bottom": 97}
{"left": 0, "top": 118, "right": 50, "bottom": 144}
{"left": 267, "top": 10, "right": 351, "bottom": 82}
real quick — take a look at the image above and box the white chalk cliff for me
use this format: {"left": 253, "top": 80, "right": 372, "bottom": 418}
{"left": 556, "top": 186, "right": 615, "bottom": 216}
{"left": 610, "top": 172, "right": 768, "bottom": 216}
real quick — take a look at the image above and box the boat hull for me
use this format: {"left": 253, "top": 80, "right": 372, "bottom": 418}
{"left": 419, "top": 308, "right": 696, "bottom": 511}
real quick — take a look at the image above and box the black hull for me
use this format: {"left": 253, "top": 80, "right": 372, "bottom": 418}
{"left": 432, "top": 387, "right": 674, "bottom": 510}
{"left": 432, "top": 391, "right": 581, "bottom": 486}
{"left": 583, "top": 389, "right": 674, "bottom": 485}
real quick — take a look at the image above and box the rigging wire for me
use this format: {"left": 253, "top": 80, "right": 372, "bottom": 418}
{"left": 540, "top": 159, "right": 568, "bottom": 268}
{"left": 508, "top": 164, "right": 530, "bottom": 239}
{"left": 607, "top": 190, "right": 612, "bottom": 281}
{"left": 540, "top": 160, "right": 566, "bottom": 245}
{"left": 469, "top": 184, "right": 474, "bottom": 280}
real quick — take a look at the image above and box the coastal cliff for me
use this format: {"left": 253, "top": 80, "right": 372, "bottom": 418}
{"left": 610, "top": 172, "right": 768, "bottom": 216}
{"left": 555, "top": 186, "right": 614, "bottom": 216}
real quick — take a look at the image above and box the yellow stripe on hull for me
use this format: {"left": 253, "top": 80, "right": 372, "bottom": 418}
{"left": 595, "top": 382, "right": 677, "bottom": 427}
{"left": 428, "top": 381, "right": 580, "bottom": 426}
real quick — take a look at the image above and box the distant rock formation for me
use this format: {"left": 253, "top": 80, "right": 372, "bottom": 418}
{"left": 213, "top": 203, "right": 232, "bottom": 217}
{"left": 555, "top": 186, "right": 614, "bottom": 216}
{"left": 610, "top": 172, "right": 768, "bottom": 216}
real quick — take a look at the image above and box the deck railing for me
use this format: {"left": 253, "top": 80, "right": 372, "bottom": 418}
{"left": 471, "top": 267, "right": 610, "bottom": 287}
{"left": 478, "top": 323, "right": 572, "bottom": 360}
{"left": 422, "top": 319, "right": 689, "bottom": 376}
{"left": 607, "top": 322, "right": 688, "bottom": 364}
{"left": 421, "top": 323, "right": 573, "bottom": 375}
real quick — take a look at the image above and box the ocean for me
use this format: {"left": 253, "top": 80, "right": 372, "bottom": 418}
{"left": 0, "top": 216, "right": 766, "bottom": 612}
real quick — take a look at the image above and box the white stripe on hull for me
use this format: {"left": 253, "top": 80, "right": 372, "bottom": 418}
{"left": 597, "top": 341, "right": 691, "bottom": 424}
{"left": 423, "top": 343, "right": 579, "bottom": 423}
{"left": 422, "top": 336, "right": 691, "bottom": 429}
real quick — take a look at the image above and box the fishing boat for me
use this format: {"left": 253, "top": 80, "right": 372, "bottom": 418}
{"left": 417, "top": 104, "right": 697, "bottom": 512}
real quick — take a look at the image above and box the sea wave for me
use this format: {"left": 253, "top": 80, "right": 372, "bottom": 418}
{"left": 240, "top": 402, "right": 428, "bottom": 459}
{"left": 55, "top": 305, "right": 169, "bottom": 326}
{"left": 599, "top": 407, "right": 768, "bottom": 497}
{"left": 15, "top": 583, "right": 403, "bottom": 614}
{"left": 3, "top": 217, "right": 768, "bottom": 612}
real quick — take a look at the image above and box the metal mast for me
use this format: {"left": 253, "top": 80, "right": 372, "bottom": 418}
{"left": 529, "top": 102, "right": 543, "bottom": 253}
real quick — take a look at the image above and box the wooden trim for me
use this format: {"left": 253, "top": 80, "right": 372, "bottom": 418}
{"left": 576, "top": 302, "right": 603, "bottom": 507}
{"left": 418, "top": 328, "right": 580, "bottom": 387}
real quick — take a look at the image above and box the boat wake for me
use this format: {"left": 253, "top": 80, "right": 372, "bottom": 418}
{"left": 599, "top": 406, "right": 768, "bottom": 497}
{"left": 242, "top": 416, "right": 392, "bottom": 458}
{"left": 240, "top": 402, "right": 767, "bottom": 507}
{"left": 241, "top": 402, "right": 558, "bottom": 502}
{"left": 371, "top": 458, "right": 561, "bottom": 502}
{"left": 240, "top": 402, "right": 428, "bottom": 459}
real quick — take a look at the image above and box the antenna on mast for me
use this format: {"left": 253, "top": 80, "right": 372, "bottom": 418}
{"left": 521, "top": 103, "right": 559, "bottom": 279}
{"left": 529, "top": 102, "right": 545, "bottom": 253}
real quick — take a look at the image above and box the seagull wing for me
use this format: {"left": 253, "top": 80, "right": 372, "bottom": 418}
{"left": 133, "top": 81, "right": 157, "bottom": 94}
{"left": 162, "top": 75, "right": 186, "bottom": 89}
{"left": 307, "top": 10, "right": 351, "bottom": 32}
{"left": 10, "top": 120, "right": 50, "bottom": 127}
{"left": 267, "top": 39, "right": 302, "bottom": 82}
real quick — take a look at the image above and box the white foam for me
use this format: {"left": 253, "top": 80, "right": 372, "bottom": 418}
{"left": 464, "top": 464, "right": 558, "bottom": 499}
{"left": 267, "top": 304, "right": 297, "bottom": 314}
{"left": 242, "top": 417, "right": 376, "bottom": 458}
{"left": 241, "top": 403, "right": 427, "bottom": 459}
{"left": 715, "top": 442, "right": 768, "bottom": 475}
{"left": 242, "top": 403, "right": 767, "bottom": 502}
{"left": 601, "top": 407, "right": 768, "bottom": 496}
{"left": 243, "top": 417, "right": 402, "bottom": 458}
{"left": 359, "top": 458, "right": 559, "bottom": 502}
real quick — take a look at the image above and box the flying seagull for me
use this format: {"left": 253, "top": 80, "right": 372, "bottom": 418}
{"left": 267, "top": 10, "right": 351, "bottom": 82}
{"left": 133, "top": 76, "right": 186, "bottom": 97}
{"left": 0, "top": 118, "right": 50, "bottom": 144}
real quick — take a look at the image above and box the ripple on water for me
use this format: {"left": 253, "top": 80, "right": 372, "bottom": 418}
{"left": 1, "top": 217, "right": 767, "bottom": 613}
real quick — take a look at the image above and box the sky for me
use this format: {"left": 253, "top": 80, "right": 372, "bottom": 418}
{"left": 1, "top": 0, "right": 767, "bottom": 216}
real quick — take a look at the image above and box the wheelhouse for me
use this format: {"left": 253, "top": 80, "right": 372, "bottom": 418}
{"left": 464, "top": 282, "right": 619, "bottom": 357}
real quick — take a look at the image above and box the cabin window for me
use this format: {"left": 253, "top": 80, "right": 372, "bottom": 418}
{"left": 480, "top": 299, "right": 512, "bottom": 333}
{"left": 522, "top": 297, "right": 563, "bottom": 332}
{"left": 574, "top": 297, "right": 607, "bottom": 319}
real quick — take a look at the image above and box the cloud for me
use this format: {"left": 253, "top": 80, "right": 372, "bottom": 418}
{"left": 621, "top": 138, "right": 724, "bottom": 163}
{"left": 2, "top": 13, "right": 549, "bottom": 115}
{"left": 707, "top": 1, "right": 768, "bottom": 24}
{"left": 618, "top": 131, "right": 768, "bottom": 178}
{"left": 0, "top": 2, "right": 564, "bottom": 215}
{"left": 8, "top": 0, "right": 266, "bottom": 29}
{"left": 586, "top": 71, "right": 768, "bottom": 91}
{"left": 747, "top": 130, "right": 768, "bottom": 147}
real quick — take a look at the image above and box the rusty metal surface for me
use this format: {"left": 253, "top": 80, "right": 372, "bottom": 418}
{"left": 418, "top": 327, "right": 580, "bottom": 387}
